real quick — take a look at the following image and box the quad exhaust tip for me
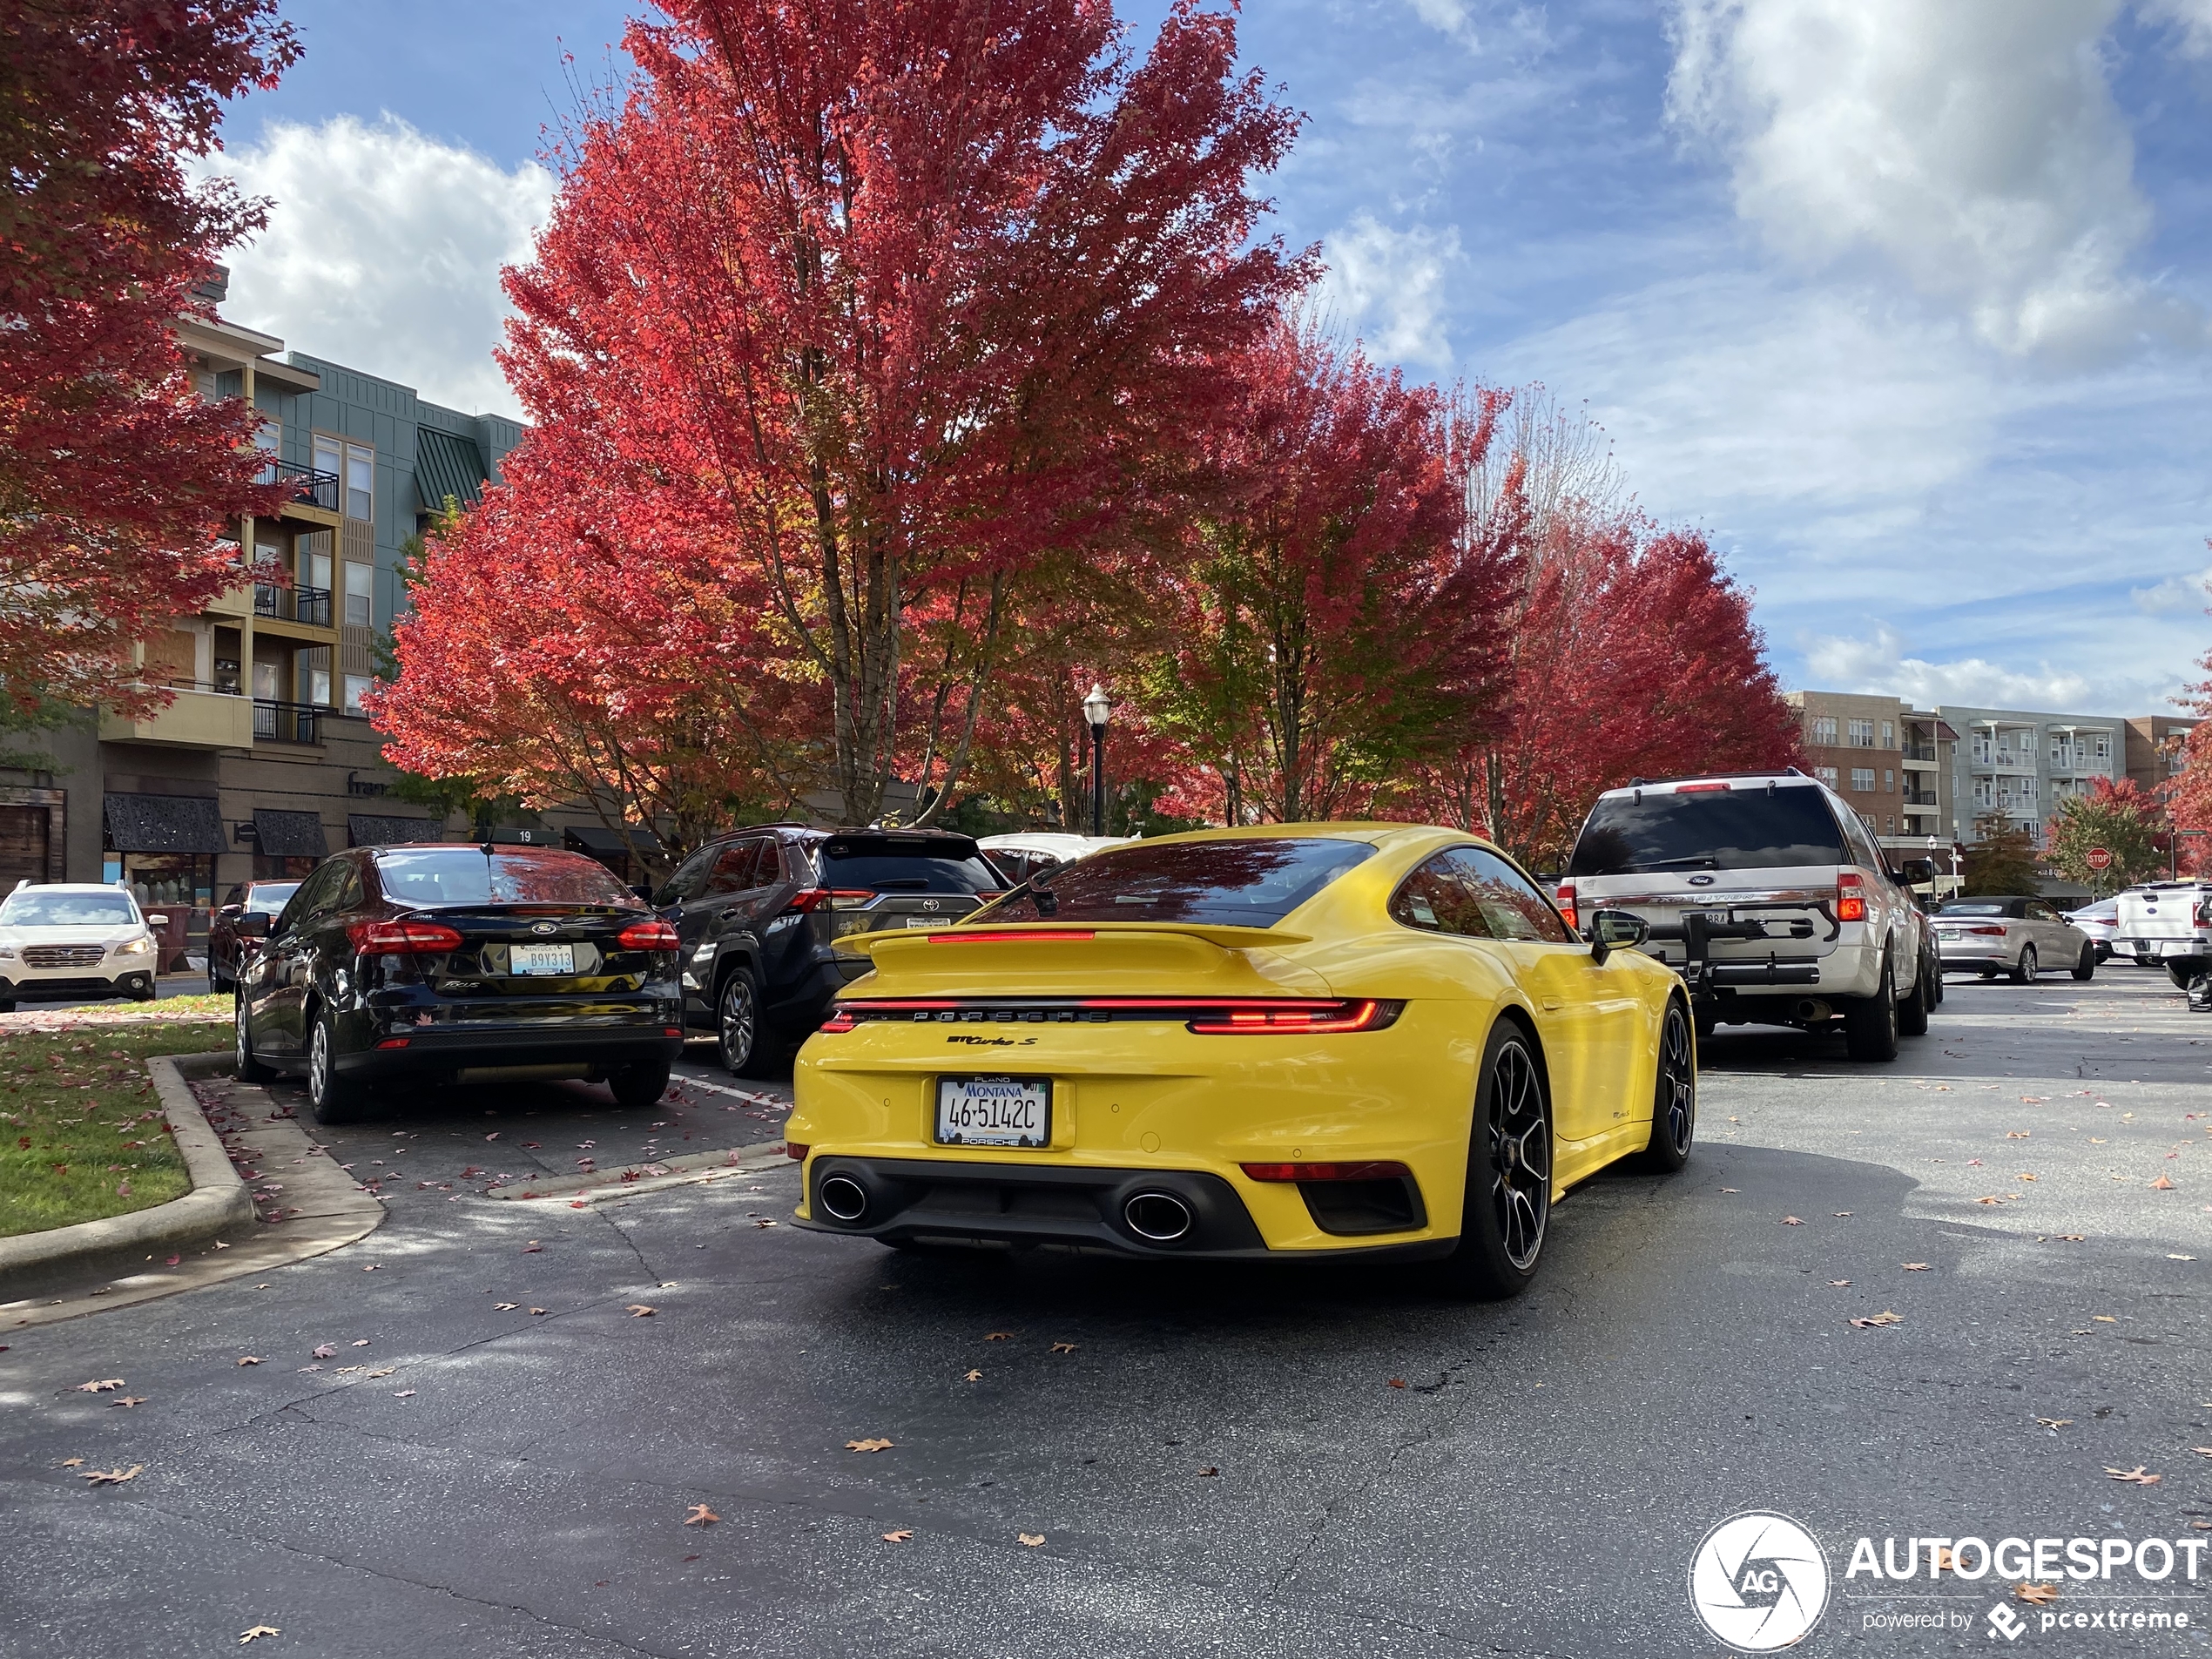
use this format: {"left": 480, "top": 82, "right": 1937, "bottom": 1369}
{"left": 1123, "top": 1191, "right": 1193, "bottom": 1243}
{"left": 819, "top": 1173, "right": 869, "bottom": 1224}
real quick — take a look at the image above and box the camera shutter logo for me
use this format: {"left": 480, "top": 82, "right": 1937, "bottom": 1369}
{"left": 1688, "top": 1511, "right": 1831, "bottom": 1651}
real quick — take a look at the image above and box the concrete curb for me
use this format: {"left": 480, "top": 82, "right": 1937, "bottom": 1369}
{"left": 0, "top": 1051, "right": 253, "bottom": 1301}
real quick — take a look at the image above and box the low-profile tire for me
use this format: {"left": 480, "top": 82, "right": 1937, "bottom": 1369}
{"left": 1844, "top": 958, "right": 1900, "bottom": 1062}
{"left": 233, "top": 993, "right": 275, "bottom": 1083}
{"left": 1435, "top": 1021, "right": 1552, "bottom": 1299}
{"left": 2012, "top": 943, "right": 2038, "bottom": 985}
{"left": 1638, "top": 1000, "right": 1696, "bottom": 1173}
{"left": 1932, "top": 960, "right": 1945, "bottom": 1004}
{"left": 306, "top": 1008, "right": 366, "bottom": 1125}
{"left": 610, "top": 1058, "right": 672, "bottom": 1110}
{"left": 1898, "top": 959, "right": 1931, "bottom": 1035}
{"left": 716, "top": 965, "right": 762, "bottom": 1076}
{"left": 2071, "top": 944, "right": 2095, "bottom": 981}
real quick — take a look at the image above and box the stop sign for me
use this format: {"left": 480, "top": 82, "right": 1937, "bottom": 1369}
{"left": 2087, "top": 846, "right": 2113, "bottom": 871}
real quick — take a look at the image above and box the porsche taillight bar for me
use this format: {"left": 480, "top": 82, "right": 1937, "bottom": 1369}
{"left": 816, "top": 997, "right": 1405, "bottom": 1033}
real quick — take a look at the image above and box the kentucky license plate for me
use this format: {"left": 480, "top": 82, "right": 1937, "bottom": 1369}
{"left": 935, "top": 1076, "right": 1050, "bottom": 1147}
{"left": 509, "top": 942, "right": 575, "bottom": 975}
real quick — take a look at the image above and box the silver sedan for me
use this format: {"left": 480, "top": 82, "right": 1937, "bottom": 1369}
{"left": 1934, "top": 896, "right": 2095, "bottom": 981}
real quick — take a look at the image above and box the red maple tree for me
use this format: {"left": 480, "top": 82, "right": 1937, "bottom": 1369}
{"left": 0, "top": 1, "right": 298, "bottom": 718}
{"left": 2161, "top": 561, "right": 2212, "bottom": 873}
{"left": 442, "top": 0, "right": 1308, "bottom": 826}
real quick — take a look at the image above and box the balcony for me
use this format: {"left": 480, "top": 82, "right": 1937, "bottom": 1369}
{"left": 1901, "top": 742, "right": 1940, "bottom": 763}
{"left": 253, "top": 699, "right": 325, "bottom": 745}
{"left": 1902, "top": 788, "right": 1939, "bottom": 806}
{"left": 257, "top": 457, "right": 341, "bottom": 514}
{"left": 254, "top": 583, "right": 332, "bottom": 628}
{"left": 99, "top": 684, "right": 258, "bottom": 750}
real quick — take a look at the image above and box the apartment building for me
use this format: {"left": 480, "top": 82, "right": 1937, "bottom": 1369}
{"left": 1784, "top": 691, "right": 1956, "bottom": 854}
{"left": 2126, "top": 715, "right": 2200, "bottom": 798}
{"left": 1934, "top": 705, "right": 2128, "bottom": 847}
{"left": 0, "top": 272, "right": 563, "bottom": 958}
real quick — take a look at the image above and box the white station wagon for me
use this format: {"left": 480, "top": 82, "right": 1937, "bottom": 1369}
{"left": 0, "top": 883, "right": 167, "bottom": 1011}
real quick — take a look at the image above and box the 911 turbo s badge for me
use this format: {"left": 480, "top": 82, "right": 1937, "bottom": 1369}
{"left": 947, "top": 1034, "right": 1036, "bottom": 1046}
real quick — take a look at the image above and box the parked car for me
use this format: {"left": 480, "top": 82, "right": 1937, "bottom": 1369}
{"left": 1560, "top": 772, "right": 1937, "bottom": 1060}
{"left": 975, "top": 832, "right": 1132, "bottom": 887}
{"left": 2062, "top": 895, "right": 2120, "bottom": 962}
{"left": 207, "top": 880, "right": 301, "bottom": 993}
{"left": 0, "top": 882, "right": 166, "bottom": 1011}
{"left": 653, "top": 826, "right": 1005, "bottom": 1076}
{"left": 233, "top": 844, "right": 684, "bottom": 1123}
{"left": 2111, "top": 880, "right": 2212, "bottom": 987}
{"left": 790, "top": 824, "right": 1693, "bottom": 1297}
{"left": 1932, "top": 896, "right": 2095, "bottom": 981}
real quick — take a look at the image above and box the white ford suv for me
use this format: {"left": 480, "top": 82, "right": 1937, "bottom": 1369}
{"left": 0, "top": 883, "right": 166, "bottom": 1011}
{"left": 1560, "top": 772, "right": 1938, "bottom": 1061}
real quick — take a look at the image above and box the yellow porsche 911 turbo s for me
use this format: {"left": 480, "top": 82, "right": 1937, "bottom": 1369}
{"left": 784, "top": 823, "right": 1694, "bottom": 1296}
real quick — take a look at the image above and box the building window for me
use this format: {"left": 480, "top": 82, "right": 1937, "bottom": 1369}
{"left": 2094, "top": 734, "right": 2110, "bottom": 760}
{"left": 314, "top": 435, "right": 341, "bottom": 482}
{"left": 343, "top": 674, "right": 373, "bottom": 714}
{"left": 1851, "top": 767, "right": 1876, "bottom": 792}
{"left": 1972, "top": 779, "right": 1994, "bottom": 808}
{"left": 2018, "top": 777, "right": 2037, "bottom": 806}
{"left": 1816, "top": 766, "right": 1838, "bottom": 786}
{"left": 1860, "top": 813, "right": 1878, "bottom": 832}
{"left": 1811, "top": 716, "right": 1837, "bottom": 745}
{"left": 1884, "top": 769, "right": 1894, "bottom": 792}
{"left": 1847, "top": 718, "right": 1875, "bottom": 746}
{"left": 1885, "top": 816, "right": 1895, "bottom": 834}
{"left": 344, "top": 560, "right": 373, "bottom": 628}
{"left": 346, "top": 443, "right": 373, "bottom": 521}
{"left": 1972, "top": 734, "right": 1993, "bottom": 764}
{"left": 1880, "top": 720, "right": 1893, "bottom": 746}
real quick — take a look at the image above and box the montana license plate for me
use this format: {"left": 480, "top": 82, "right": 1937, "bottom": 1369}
{"left": 508, "top": 942, "right": 575, "bottom": 975}
{"left": 935, "top": 1076, "right": 1050, "bottom": 1147}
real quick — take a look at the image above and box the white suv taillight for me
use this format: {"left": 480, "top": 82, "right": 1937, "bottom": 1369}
{"left": 1837, "top": 870, "right": 1865, "bottom": 923}
{"left": 1555, "top": 881, "right": 1577, "bottom": 932}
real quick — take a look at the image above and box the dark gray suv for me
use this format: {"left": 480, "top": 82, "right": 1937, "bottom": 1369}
{"left": 657, "top": 826, "right": 1003, "bottom": 1075}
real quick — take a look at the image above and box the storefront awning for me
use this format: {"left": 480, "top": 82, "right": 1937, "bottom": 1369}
{"left": 251, "top": 808, "right": 327, "bottom": 859}
{"left": 104, "top": 793, "right": 226, "bottom": 854}
{"left": 347, "top": 813, "right": 444, "bottom": 846}
{"left": 564, "top": 823, "right": 666, "bottom": 857}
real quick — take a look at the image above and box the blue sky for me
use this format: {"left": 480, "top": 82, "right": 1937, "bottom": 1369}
{"left": 209, "top": 0, "right": 2212, "bottom": 714}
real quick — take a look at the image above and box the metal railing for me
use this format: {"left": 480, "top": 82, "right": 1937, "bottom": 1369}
{"left": 1902, "top": 789, "right": 1939, "bottom": 806}
{"left": 253, "top": 583, "right": 332, "bottom": 626}
{"left": 1902, "top": 742, "right": 1940, "bottom": 762}
{"left": 257, "top": 457, "right": 340, "bottom": 512}
{"left": 252, "top": 699, "right": 323, "bottom": 745}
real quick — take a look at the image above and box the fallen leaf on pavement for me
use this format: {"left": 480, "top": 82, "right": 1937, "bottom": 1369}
{"left": 2006, "top": 1130, "right": 2031, "bottom": 1139}
{"left": 1018, "top": 1533, "right": 1044, "bottom": 1547}
{"left": 1974, "top": 1197, "right": 2003, "bottom": 1205}
{"left": 393, "top": 1390, "right": 415, "bottom": 1398}
{"left": 236, "top": 1356, "right": 261, "bottom": 1366}
{"left": 58, "top": 1458, "right": 84, "bottom": 1467}
{"left": 1719, "top": 1187, "right": 1739, "bottom": 1193}
{"left": 1782, "top": 1216, "right": 1803, "bottom": 1225}
{"left": 2150, "top": 1175, "right": 2177, "bottom": 1190}
{"left": 1902, "top": 1263, "right": 1932, "bottom": 1271}
{"left": 2171, "top": 1253, "right": 2198, "bottom": 1261}
{"left": 2015, "top": 1582, "right": 2059, "bottom": 1606}
{"left": 2017, "top": 1173, "right": 2038, "bottom": 1182}
{"left": 2188, "top": 1447, "right": 2212, "bottom": 1458}
{"left": 484, "top": 1132, "right": 499, "bottom": 1141}
{"left": 1387, "top": 1378, "right": 1407, "bottom": 1389}
{"left": 2054, "top": 1233, "right": 2086, "bottom": 1241}
{"left": 83, "top": 1465, "right": 142, "bottom": 1485}
{"left": 685, "top": 1505, "right": 719, "bottom": 1525}
{"left": 312, "top": 1345, "right": 336, "bottom": 1359}
{"left": 985, "top": 1332, "right": 1011, "bottom": 1341}
{"left": 2094, "top": 1315, "right": 2117, "bottom": 1323}
{"left": 1829, "top": 1279, "right": 1851, "bottom": 1286}
{"left": 964, "top": 1370, "right": 982, "bottom": 1382}
{"left": 365, "top": 1367, "right": 394, "bottom": 1379}
{"left": 523, "top": 1241, "right": 543, "bottom": 1252}
{"left": 1934, "top": 1546, "right": 1957, "bottom": 1572}
{"left": 2035, "top": 1418, "right": 2073, "bottom": 1428}
{"left": 2106, "top": 1467, "right": 2161, "bottom": 1485}
{"left": 110, "top": 1396, "right": 145, "bottom": 1408}
{"left": 165, "top": 1254, "right": 180, "bottom": 1265}
{"left": 73, "top": 1379, "right": 124, "bottom": 1393}
{"left": 1850, "top": 1311, "right": 1904, "bottom": 1329}
{"left": 494, "top": 1303, "right": 518, "bottom": 1312}
{"left": 846, "top": 1438, "right": 894, "bottom": 1453}
{"left": 627, "top": 1305, "right": 657, "bottom": 1318}
{"left": 529, "top": 1308, "right": 548, "bottom": 1316}
{"left": 238, "top": 1626, "right": 280, "bottom": 1645}
{"left": 350, "top": 1339, "right": 369, "bottom": 1347}
{"left": 752, "top": 1218, "right": 777, "bottom": 1229}
{"left": 1197, "top": 1467, "right": 1219, "bottom": 1477}
{"left": 1049, "top": 1341, "right": 1076, "bottom": 1353}
{"left": 882, "top": 1530, "right": 912, "bottom": 1543}
{"left": 1832, "top": 1211, "right": 1851, "bottom": 1217}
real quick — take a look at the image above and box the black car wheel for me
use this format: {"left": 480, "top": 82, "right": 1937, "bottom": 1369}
{"left": 307, "top": 1008, "right": 365, "bottom": 1124}
{"left": 1898, "top": 956, "right": 1931, "bottom": 1035}
{"left": 717, "top": 965, "right": 762, "bottom": 1076}
{"left": 1437, "top": 1022, "right": 1551, "bottom": 1299}
{"left": 1638, "top": 1000, "right": 1696, "bottom": 1172}
{"left": 234, "top": 992, "right": 274, "bottom": 1083}
{"left": 2072, "top": 943, "right": 2095, "bottom": 981}
{"left": 2169, "top": 960, "right": 2203, "bottom": 991}
{"left": 1844, "top": 957, "right": 1899, "bottom": 1062}
{"left": 610, "top": 1058, "right": 671, "bottom": 1110}
{"left": 2012, "top": 943, "right": 2038, "bottom": 984}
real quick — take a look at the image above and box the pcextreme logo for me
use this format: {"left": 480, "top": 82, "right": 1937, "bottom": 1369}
{"left": 1689, "top": 1511, "right": 1832, "bottom": 1651}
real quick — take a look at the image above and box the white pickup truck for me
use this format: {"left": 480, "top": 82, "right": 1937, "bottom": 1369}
{"left": 2111, "top": 881, "right": 2212, "bottom": 988}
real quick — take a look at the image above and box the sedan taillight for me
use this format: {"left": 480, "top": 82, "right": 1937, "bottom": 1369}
{"left": 348, "top": 919, "right": 464, "bottom": 954}
{"left": 616, "top": 919, "right": 679, "bottom": 950}
{"left": 1963, "top": 924, "right": 2006, "bottom": 936}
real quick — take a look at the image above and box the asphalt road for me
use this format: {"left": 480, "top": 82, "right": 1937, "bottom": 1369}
{"left": 4, "top": 968, "right": 2209, "bottom": 1657}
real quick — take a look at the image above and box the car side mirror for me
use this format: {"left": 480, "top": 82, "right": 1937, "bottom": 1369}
{"left": 235, "top": 913, "right": 271, "bottom": 940}
{"left": 1587, "top": 908, "right": 1648, "bottom": 964}
{"left": 1892, "top": 858, "right": 1935, "bottom": 885}
{"left": 145, "top": 914, "right": 169, "bottom": 928}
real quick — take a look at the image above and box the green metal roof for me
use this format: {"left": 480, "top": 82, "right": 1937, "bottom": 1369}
{"left": 415, "top": 426, "right": 490, "bottom": 512}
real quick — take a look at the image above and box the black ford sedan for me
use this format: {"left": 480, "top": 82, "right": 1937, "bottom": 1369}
{"left": 233, "top": 843, "right": 684, "bottom": 1123}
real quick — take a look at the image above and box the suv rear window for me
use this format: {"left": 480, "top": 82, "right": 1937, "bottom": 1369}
{"left": 1568, "top": 786, "right": 1845, "bottom": 877}
{"left": 374, "top": 848, "right": 642, "bottom": 908}
{"left": 812, "top": 835, "right": 1000, "bottom": 894}
{"left": 980, "top": 837, "right": 1374, "bottom": 927}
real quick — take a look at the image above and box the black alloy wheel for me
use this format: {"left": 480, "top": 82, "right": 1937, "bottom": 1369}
{"left": 717, "top": 965, "right": 761, "bottom": 1076}
{"left": 1639, "top": 1001, "right": 1696, "bottom": 1172}
{"left": 2013, "top": 943, "right": 2039, "bottom": 985}
{"left": 234, "top": 992, "right": 273, "bottom": 1083}
{"left": 1438, "top": 1022, "right": 1552, "bottom": 1299}
{"left": 1844, "top": 957, "right": 1899, "bottom": 1062}
{"left": 307, "top": 1008, "right": 364, "bottom": 1124}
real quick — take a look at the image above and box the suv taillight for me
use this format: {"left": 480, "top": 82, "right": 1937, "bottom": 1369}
{"left": 1555, "top": 881, "right": 1577, "bottom": 932}
{"left": 2196, "top": 899, "right": 2212, "bottom": 927}
{"left": 348, "top": 919, "right": 463, "bottom": 955}
{"left": 786, "top": 887, "right": 874, "bottom": 914}
{"left": 1837, "top": 871, "right": 1865, "bottom": 924}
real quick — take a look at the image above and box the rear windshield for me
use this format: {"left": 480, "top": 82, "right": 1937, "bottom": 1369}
{"left": 813, "top": 835, "right": 1000, "bottom": 894}
{"left": 0, "top": 891, "right": 138, "bottom": 927}
{"left": 246, "top": 883, "right": 300, "bottom": 917}
{"left": 1568, "top": 788, "right": 1844, "bottom": 877}
{"left": 978, "top": 837, "right": 1374, "bottom": 926}
{"left": 374, "top": 849, "right": 641, "bottom": 908}
{"left": 1939, "top": 901, "right": 2009, "bottom": 916}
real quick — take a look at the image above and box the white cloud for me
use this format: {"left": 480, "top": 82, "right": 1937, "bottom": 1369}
{"left": 198, "top": 115, "right": 553, "bottom": 417}
{"left": 1320, "top": 212, "right": 1466, "bottom": 366}
{"left": 2139, "top": 0, "right": 2212, "bottom": 55}
{"left": 1666, "top": 0, "right": 2206, "bottom": 361}
{"left": 1409, "top": 0, "right": 1475, "bottom": 38}
{"left": 2130, "top": 563, "right": 2212, "bottom": 614}
{"left": 1798, "top": 620, "right": 2202, "bottom": 713}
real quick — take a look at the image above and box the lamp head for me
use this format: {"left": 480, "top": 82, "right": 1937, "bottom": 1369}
{"left": 1082, "top": 683, "right": 1111, "bottom": 729}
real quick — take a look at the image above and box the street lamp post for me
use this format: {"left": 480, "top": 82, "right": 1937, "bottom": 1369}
{"left": 1082, "top": 684, "right": 1111, "bottom": 839}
